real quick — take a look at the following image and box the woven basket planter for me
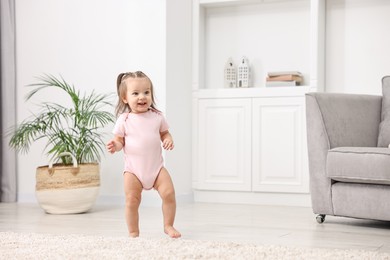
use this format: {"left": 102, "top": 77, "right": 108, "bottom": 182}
{"left": 35, "top": 152, "right": 100, "bottom": 214}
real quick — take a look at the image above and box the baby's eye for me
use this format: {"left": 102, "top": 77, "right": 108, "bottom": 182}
{"left": 132, "top": 92, "right": 138, "bottom": 96}
{"left": 145, "top": 91, "right": 150, "bottom": 95}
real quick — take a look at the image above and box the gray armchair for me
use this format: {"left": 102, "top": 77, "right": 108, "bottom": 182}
{"left": 305, "top": 76, "right": 390, "bottom": 223}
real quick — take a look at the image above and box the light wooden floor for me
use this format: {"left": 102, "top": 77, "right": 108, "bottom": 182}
{"left": 1, "top": 202, "right": 390, "bottom": 253}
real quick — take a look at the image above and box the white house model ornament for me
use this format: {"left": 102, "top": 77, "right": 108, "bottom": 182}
{"left": 224, "top": 57, "right": 236, "bottom": 88}
{"left": 237, "top": 56, "right": 250, "bottom": 88}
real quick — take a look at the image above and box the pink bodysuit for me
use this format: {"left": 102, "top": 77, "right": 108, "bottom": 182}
{"left": 113, "top": 109, "right": 169, "bottom": 190}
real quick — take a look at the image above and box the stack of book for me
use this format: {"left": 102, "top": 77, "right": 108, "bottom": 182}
{"left": 266, "top": 71, "right": 303, "bottom": 87}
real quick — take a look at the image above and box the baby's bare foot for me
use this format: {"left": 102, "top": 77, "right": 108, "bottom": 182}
{"left": 129, "top": 231, "right": 139, "bottom": 238}
{"left": 164, "top": 226, "right": 181, "bottom": 238}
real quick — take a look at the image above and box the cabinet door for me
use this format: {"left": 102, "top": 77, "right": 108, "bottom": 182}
{"left": 252, "top": 97, "right": 309, "bottom": 193}
{"left": 197, "top": 98, "right": 251, "bottom": 191}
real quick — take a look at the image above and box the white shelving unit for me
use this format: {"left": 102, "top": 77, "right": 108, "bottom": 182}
{"left": 192, "top": 0, "right": 325, "bottom": 91}
{"left": 192, "top": 0, "right": 325, "bottom": 206}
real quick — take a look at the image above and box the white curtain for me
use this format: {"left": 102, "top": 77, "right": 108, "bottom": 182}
{"left": 0, "top": 0, "right": 17, "bottom": 202}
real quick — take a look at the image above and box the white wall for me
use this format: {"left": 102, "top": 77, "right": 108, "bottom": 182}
{"left": 15, "top": 0, "right": 192, "bottom": 205}
{"left": 165, "top": 0, "right": 193, "bottom": 201}
{"left": 326, "top": 0, "right": 390, "bottom": 94}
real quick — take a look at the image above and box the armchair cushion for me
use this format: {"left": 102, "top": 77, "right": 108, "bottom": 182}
{"left": 327, "top": 147, "right": 390, "bottom": 185}
{"left": 378, "top": 76, "right": 390, "bottom": 147}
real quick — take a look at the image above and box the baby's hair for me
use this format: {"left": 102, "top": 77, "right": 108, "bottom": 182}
{"left": 115, "top": 71, "right": 159, "bottom": 116}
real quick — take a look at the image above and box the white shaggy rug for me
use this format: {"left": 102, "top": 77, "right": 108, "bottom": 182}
{"left": 1, "top": 232, "right": 389, "bottom": 260}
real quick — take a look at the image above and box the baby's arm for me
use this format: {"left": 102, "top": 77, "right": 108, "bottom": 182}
{"left": 160, "top": 130, "right": 174, "bottom": 150}
{"left": 106, "top": 135, "right": 124, "bottom": 154}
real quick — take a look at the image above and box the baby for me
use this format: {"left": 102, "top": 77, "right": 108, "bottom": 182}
{"left": 106, "top": 71, "right": 181, "bottom": 238}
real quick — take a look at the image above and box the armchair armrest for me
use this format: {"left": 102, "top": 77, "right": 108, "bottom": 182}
{"left": 305, "top": 92, "right": 382, "bottom": 215}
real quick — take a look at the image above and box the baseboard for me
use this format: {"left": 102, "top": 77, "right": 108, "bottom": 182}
{"left": 17, "top": 193, "right": 36, "bottom": 203}
{"left": 194, "top": 190, "right": 312, "bottom": 207}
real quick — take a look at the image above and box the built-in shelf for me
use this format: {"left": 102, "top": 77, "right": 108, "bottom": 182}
{"left": 192, "top": 0, "right": 325, "bottom": 92}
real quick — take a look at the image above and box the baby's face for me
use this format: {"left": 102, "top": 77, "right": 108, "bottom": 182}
{"left": 123, "top": 77, "right": 152, "bottom": 114}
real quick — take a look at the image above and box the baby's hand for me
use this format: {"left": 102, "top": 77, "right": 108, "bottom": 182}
{"left": 162, "top": 139, "right": 174, "bottom": 150}
{"left": 106, "top": 140, "right": 116, "bottom": 154}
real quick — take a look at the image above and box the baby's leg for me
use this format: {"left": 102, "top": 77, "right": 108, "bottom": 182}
{"left": 154, "top": 168, "right": 181, "bottom": 238}
{"left": 124, "top": 172, "right": 143, "bottom": 237}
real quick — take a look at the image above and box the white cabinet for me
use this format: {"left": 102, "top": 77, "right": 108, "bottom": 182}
{"left": 197, "top": 98, "right": 251, "bottom": 191}
{"left": 195, "top": 92, "right": 309, "bottom": 194}
{"left": 192, "top": 0, "right": 323, "bottom": 206}
{"left": 252, "top": 97, "right": 308, "bottom": 193}
{"left": 193, "top": 89, "right": 311, "bottom": 206}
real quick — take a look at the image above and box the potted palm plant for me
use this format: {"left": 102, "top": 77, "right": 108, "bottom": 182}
{"left": 9, "top": 74, "right": 115, "bottom": 214}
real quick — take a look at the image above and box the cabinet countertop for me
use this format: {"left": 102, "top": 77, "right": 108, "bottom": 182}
{"left": 193, "top": 86, "right": 314, "bottom": 98}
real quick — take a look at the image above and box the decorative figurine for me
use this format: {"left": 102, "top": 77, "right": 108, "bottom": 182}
{"left": 237, "top": 56, "right": 250, "bottom": 88}
{"left": 224, "top": 57, "right": 237, "bottom": 88}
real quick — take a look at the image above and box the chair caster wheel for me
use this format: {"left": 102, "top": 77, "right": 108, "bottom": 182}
{"left": 316, "top": 214, "right": 326, "bottom": 224}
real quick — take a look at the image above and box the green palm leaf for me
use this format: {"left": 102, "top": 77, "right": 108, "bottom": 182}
{"left": 8, "top": 74, "right": 115, "bottom": 164}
